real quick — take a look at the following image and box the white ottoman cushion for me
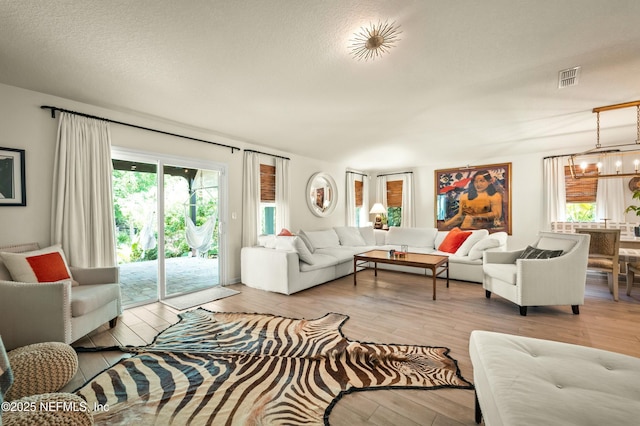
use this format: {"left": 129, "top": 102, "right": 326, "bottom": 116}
{"left": 469, "top": 330, "right": 640, "bottom": 426}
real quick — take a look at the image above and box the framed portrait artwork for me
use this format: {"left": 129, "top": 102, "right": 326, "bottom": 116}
{"left": 0, "top": 147, "right": 26, "bottom": 206}
{"left": 435, "top": 163, "right": 511, "bottom": 234}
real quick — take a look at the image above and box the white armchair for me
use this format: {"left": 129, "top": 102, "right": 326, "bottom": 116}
{"left": 0, "top": 243, "right": 122, "bottom": 351}
{"left": 482, "top": 232, "right": 590, "bottom": 316}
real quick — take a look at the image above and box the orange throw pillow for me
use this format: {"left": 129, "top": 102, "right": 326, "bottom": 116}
{"left": 438, "top": 227, "right": 472, "bottom": 253}
{"left": 26, "top": 252, "right": 72, "bottom": 282}
{"left": 278, "top": 228, "right": 294, "bottom": 236}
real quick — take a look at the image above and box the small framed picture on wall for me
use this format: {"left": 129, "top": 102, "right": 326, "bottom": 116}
{"left": 0, "top": 147, "right": 26, "bottom": 206}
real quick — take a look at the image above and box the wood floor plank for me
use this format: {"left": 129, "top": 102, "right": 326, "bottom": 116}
{"left": 69, "top": 270, "right": 640, "bottom": 424}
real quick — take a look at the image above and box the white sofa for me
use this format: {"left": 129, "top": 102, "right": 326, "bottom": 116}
{"left": 241, "top": 226, "right": 508, "bottom": 295}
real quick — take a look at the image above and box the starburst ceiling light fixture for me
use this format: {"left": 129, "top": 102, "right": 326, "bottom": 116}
{"left": 349, "top": 21, "right": 401, "bottom": 61}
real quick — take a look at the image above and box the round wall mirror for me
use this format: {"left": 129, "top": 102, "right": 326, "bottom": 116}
{"left": 306, "top": 172, "right": 338, "bottom": 217}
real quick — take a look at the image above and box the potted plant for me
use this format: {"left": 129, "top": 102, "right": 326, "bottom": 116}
{"left": 624, "top": 189, "right": 640, "bottom": 236}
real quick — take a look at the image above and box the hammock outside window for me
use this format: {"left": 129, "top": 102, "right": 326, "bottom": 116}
{"left": 185, "top": 215, "right": 216, "bottom": 253}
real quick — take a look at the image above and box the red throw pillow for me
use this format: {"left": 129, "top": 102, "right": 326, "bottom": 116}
{"left": 438, "top": 227, "right": 472, "bottom": 253}
{"left": 26, "top": 252, "right": 72, "bottom": 282}
{"left": 278, "top": 228, "right": 294, "bottom": 236}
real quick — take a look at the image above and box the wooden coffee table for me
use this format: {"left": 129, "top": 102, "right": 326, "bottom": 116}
{"left": 353, "top": 250, "right": 449, "bottom": 300}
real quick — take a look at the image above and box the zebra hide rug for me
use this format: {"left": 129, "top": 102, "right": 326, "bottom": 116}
{"left": 76, "top": 308, "right": 473, "bottom": 425}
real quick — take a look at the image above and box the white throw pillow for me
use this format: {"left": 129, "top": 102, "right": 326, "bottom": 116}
{"left": 297, "top": 230, "right": 316, "bottom": 253}
{"left": 0, "top": 244, "right": 74, "bottom": 284}
{"left": 274, "top": 236, "right": 297, "bottom": 251}
{"left": 293, "top": 237, "right": 315, "bottom": 264}
{"left": 359, "top": 226, "right": 376, "bottom": 245}
{"left": 468, "top": 238, "right": 501, "bottom": 260}
{"left": 334, "top": 226, "right": 367, "bottom": 246}
{"left": 455, "top": 229, "right": 489, "bottom": 256}
{"left": 258, "top": 234, "right": 277, "bottom": 248}
{"left": 303, "top": 229, "right": 341, "bottom": 249}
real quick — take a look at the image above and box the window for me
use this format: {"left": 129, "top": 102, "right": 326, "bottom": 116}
{"left": 260, "top": 164, "right": 276, "bottom": 234}
{"left": 354, "top": 180, "right": 363, "bottom": 226}
{"left": 564, "top": 164, "right": 597, "bottom": 222}
{"left": 387, "top": 180, "right": 403, "bottom": 227}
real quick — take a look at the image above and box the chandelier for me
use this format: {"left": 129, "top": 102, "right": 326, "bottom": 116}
{"left": 349, "top": 21, "right": 401, "bottom": 61}
{"left": 569, "top": 100, "right": 640, "bottom": 179}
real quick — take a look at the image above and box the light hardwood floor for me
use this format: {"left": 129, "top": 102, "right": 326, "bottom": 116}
{"left": 64, "top": 271, "right": 640, "bottom": 425}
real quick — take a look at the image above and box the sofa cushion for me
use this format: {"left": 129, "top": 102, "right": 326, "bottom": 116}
{"left": 299, "top": 254, "right": 340, "bottom": 272}
{"left": 0, "top": 245, "right": 73, "bottom": 284}
{"left": 455, "top": 229, "right": 489, "bottom": 256}
{"left": 334, "top": 226, "right": 367, "bottom": 247}
{"left": 293, "top": 237, "right": 315, "bottom": 264}
{"left": 438, "top": 228, "right": 472, "bottom": 253}
{"left": 536, "top": 237, "right": 576, "bottom": 253}
{"left": 483, "top": 263, "right": 517, "bottom": 285}
{"left": 359, "top": 226, "right": 376, "bottom": 245}
{"left": 468, "top": 238, "right": 501, "bottom": 260}
{"left": 386, "top": 227, "right": 438, "bottom": 248}
{"left": 71, "top": 284, "right": 121, "bottom": 317}
{"left": 315, "top": 247, "right": 357, "bottom": 263}
{"left": 277, "top": 228, "right": 293, "bottom": 236}
{"left": 302, "top": 229, "right": 341, "bottom": 249}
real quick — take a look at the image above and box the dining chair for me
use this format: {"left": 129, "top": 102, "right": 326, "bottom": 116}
{"left": 625, "top": 262, "right": 639, "bottom": 296}
{"left": 575, "top": 228, "right": 621, "bottom": 301}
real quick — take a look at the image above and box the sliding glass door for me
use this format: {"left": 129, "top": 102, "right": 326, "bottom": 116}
{"left": 112, "top": 149, "right": 226, "bottom": 307}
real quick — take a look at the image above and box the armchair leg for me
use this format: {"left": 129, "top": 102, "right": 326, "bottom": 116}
{"left": 485, "top": 290, "right": 491, "bottom": 299}
{"left": 571, "top": 305, "right": 580, "bottom": 315}
{"left": 519, "top": 306, "right": 527, "bottom": 316}
{"left": 109, "top": 317, "right": 118, "bottom": 328}
{"left": 475, "top": 390, "right": 482, "bottom": 424}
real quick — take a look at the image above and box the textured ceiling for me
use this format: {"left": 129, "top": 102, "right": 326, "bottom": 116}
{"left": 1, "top": 1, "right": 640, "bottom": 169}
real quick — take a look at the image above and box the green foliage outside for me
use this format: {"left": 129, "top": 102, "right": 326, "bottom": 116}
{"left": 113, "top": 170, "right": 219, "bottom": 264}
{"left": 387, "top": 207, "right": 402, "bottom": 227}
{"left": 565, "top": 203, "right": 596, "bottom": 222}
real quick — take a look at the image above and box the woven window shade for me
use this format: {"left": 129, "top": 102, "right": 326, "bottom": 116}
{"left": 355, "top": 180, "right": 363, "bottom": 207}
{"left": 386, "top": 180, "right": 403, "bottom": 207}
{"left": 260, "top": 164, "right": 276, "bottom": 202}
{"left": 564, "top": 164, "right": 598, "bottom": 203}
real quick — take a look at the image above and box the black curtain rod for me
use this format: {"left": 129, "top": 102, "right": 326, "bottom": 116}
{"left": 377, "top": 171, "right": 413, "bottom": 177}
{"left": 243, "top": 149, "right": 290, "bottom": 160}
{"left": 41, "top": 105, "right": 241, "bottom": 153}
{"left": 346, "top": 170, "right": 368, "bottom": 177}
{"left": 543, "top": 149, "right": 621, "bottom": 160}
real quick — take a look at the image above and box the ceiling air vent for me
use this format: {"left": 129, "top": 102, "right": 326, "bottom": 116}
{"left": 558, "top": 66, "right": 581, "bottom": 88}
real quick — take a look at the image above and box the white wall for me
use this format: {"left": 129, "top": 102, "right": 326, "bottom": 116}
{"left": 3, "top": 82, "right": 636, "bottom": 281}
{"left": 0, "top": 83, "right": 348, "bottom": 282}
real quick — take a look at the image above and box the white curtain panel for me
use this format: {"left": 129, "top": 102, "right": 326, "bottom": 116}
{"left": 51, "top": 113, "right": 116, "bottom": 267}
{"left": 543, "top": 156, "right": 568, "bottom": 226}
{"left": 242, "top": 151, "right": 260, "bottom": 247}
{"left": 375, "top": 175, "right": 388, "bottom": 207}
{"left": 346, "top": 172, "right": 356, "bottom": 226}
{"left": 275, "top": 157, "right": 290, "bottom": 232}
{"left": 596, "top": 155, "right": 625, "bottom": 222}
{"left": 375, "top": 175, "right": 388, "bottom": 225}
{"left": 360, "top": 175, "right": 370, "bottom": 226}
{"left": 401, "top": 173, "right": 415, "bottom": 227}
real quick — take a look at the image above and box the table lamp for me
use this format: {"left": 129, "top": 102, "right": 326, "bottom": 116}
{"left": 369, "top": 203, "right": 386, "bottom": 229}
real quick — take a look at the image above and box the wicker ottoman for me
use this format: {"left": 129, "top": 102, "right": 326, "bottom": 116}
{"left": 5, "top": 342, "right": 78, "bottom": 401}
{"left": 469, "top": 330, "right": 640, "bottom": 425}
